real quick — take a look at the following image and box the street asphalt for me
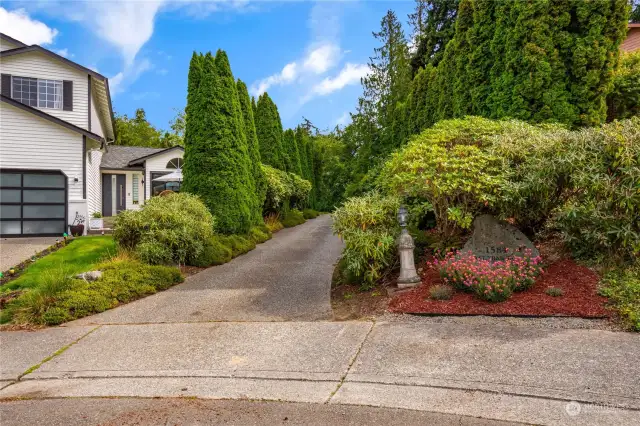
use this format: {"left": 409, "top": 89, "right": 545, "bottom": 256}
{"left": 1, "top": 215, "right": 639, "bottom": 425}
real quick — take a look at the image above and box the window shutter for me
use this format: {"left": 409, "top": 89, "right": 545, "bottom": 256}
{"left": 63, "top": 80, "right": 73, "bottom": 111}
{"left": 1, "top": 74, "right": 11, "bottom": 96}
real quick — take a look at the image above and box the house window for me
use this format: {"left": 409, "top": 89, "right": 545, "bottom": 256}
{"left": 12, "top": 77, "right": 37, "bottom": 107}
{"left": 151, "top": 172, "right": 181, "bottom": 196}
{"left": 132, "top": 175, "right": 139, "bottom": 204}
{"left": 11, "top": 76, "right": 62, "bottom": 109}
{"left": 166, "top": 158, "right": 183, "bottom": 169}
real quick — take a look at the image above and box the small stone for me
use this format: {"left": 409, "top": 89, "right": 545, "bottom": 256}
{"left": 75, "top": 271, "right": 103, "bottom": 281}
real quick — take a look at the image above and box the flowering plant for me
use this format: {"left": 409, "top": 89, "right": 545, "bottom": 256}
{"left": 432, "top": 249, "right": 543, "bottom": 302}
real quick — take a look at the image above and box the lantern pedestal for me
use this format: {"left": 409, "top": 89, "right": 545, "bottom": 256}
{"left": 397, "top": 229, "right": 421, "bottom": 288}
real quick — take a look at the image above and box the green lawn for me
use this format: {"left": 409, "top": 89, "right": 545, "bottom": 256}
{"left": 2, "top": 236, "right": 116, "bottom": 293}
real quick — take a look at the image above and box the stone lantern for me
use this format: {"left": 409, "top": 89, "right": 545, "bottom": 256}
{"left": 396, "top": 205, "right": 421, "bottom": 288}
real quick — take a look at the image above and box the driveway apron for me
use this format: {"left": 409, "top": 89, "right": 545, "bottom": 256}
{"left": 72, "top": 215, "right": 344, "bottom": 324}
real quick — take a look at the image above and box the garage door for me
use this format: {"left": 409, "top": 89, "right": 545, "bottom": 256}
{"left": 0, "top": 170, "right": 67, "bottom": 237}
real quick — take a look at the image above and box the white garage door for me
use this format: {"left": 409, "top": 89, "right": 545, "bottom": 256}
{"left": 0, "top": 170, "right": 67, "bottom": 237}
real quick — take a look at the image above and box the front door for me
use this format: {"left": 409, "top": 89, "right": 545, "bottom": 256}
{"left": 102, "top": 174, "right": 126, "bottom": 216}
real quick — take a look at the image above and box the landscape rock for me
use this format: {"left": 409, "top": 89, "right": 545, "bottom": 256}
{"left": 461, "top": 215, "right": 539, "bottom": 261}
{"left": 75, "top": 271, "right": 103, "bottom": 281}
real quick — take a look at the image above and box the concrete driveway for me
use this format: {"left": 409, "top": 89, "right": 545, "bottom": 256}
{"left": 0, "top": 237, "right": 58, "bottom": 271}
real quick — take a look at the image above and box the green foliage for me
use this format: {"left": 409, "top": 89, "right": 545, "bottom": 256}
{"left": 3, "top": 260, "right": 183, "bottom": 325}
{"left": 302, "top": 209, "right": 321, "bottom": 219}
{"left": 264, "top": 212, "right": 284, "bottom": 234}
{"left": 332, "top": 192, "right": 400, "bottom": 288}
{"left": 182, "top": 50, "right": 255, "bottom": 235}
{"left": 237, "top": 79, "right": 267, "bottom": 224}
{"left": 112, "top": 193, "right": 215, "bottom": 266}
{"left": 281, "top": 209, "right": 306, "bottom": 228}
{"left": 545, "top": 287, "right": 564, "bottom": 297}
{"left": 114, "top": 109, "right": 169, "bottom": 148}
{"left": 429, "top": 284, "right": 454, "bottom": 300}
{"left": 1, "top": 237, "right": 115, "bottom": 292}
{"left": 262, "top": 164, "right": 312, "bottom": 212}
{"left": 409, "top": 0, "right": 460, "bottom": 74}
{"left": 218, "top": 235, "right": 256, "bottom": 257}
{"left": 255, "top": 93, "right": 285, "bottom": 170}
{"left": 282, "top": 129, "right": 303, "bottom": 176}
{"left": 248, "top": 226, "right": 271, "bottom": 244}
{"left": 190, "top": 237, "right": 233, "bottom": 267}
{"left": 380, "top": 117, "right": 507, "bottom": 239}
{"left": 607, "top": 51, "right": 640, "bottom": 121}
{"left": 600, "top": 264, "right": 640, "bottom": 331}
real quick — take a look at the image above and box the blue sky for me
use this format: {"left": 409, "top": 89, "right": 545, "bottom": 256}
{"left": 1, "top": 1, "right": 414, "bottom": 133}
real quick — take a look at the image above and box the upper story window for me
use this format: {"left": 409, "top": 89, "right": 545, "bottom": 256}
{"left": 11, "top": 76, "right": 63, "bottom": 109}
{"left": 166, "top": 158, "right": 183, "bottom": 169}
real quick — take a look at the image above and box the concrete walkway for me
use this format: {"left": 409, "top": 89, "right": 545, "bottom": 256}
{"left": 72, "top": 215, "right": 343, "bottom": 324}
{"left": 0, "top": 237, "right": 58, "bottom": 271}
{"left": 1, "top": 320, "right": 639, "bottom": 425}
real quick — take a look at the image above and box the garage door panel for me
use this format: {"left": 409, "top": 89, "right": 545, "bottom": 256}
{"left": 0, "top": 170, "right": 67, "bottom": 237}
{"left": 23, "top": 189, "right": 65, "bottom": 203}
{"left": 23, "top": 205, "right": 66, "bottom": 219}
{"left": 23, "top": 220, "right": 65, "bottom": 235}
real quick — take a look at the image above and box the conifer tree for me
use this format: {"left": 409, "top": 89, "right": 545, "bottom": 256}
{"left": 465, "top": 0, "right": 495, "bottom": 116}
{"left": 255, "top": 93, "right": 286, "bottom": 170}
{"left": 283, "top": 129, "right": 303, "bottom": 176}
{"left": 237, "top": 79, "right": 266, "bottom": 221}
{"left": 295, "top": 126, "right": 309, "bottom": 179}
{"left": 183, "top": 51, "right": 254, "bottom": 234}
{"left": 409, "top": 0, "right": 460, "bottom": 74}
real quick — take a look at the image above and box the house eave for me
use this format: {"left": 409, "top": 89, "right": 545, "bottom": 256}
{"left": 128, "top": 146, "right": 184, "bottom": 166}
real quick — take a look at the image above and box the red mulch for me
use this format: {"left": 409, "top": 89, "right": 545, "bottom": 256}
{"left": 389, "top": 259, "right": 610, "bottom": 318}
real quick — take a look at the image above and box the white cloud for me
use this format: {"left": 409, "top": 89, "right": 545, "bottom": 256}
{"left": 334, "top": 111, "right": 351, "bottom": 127}
{"left": 311, "top": 63, "right": 369, "bottom": 96}
{"left": 251, "top": 61, "right": 298, "bottom": 96}
{"left": 0, "top": 7, "right": 58, "bottom": 45}
{"left": 303, "top": 43, "right": 341, "bottom": 74}
{"left": 54, "top": 48, "right": 73, "bottom": 58}
{"left": 109, "top": 58, "right": 154, "bottom": 96}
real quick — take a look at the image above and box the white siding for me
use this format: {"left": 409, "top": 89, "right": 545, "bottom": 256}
{"left": 0, "top": 52, "right": 88, "bottom": 129}
{"left": 86, "top": 147, "right": 103, "bottom": 216}
{"left": 0, "top": 102, "right": 84, "bottom": 200}
{"left": 89, "top": 84, "right": 105, "bottom": 137}
{"left": 101, "top": 170, "right": 144, "bottom": 213}
{"left": 0, "top": 39, "right": 21, "bottom": 52}
{"left": 144, "top": 149, "right": 184, "bottom": 200}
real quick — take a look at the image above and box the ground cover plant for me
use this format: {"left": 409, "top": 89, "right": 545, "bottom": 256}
{"left": 599, "top": 264, "right": 640, "bottom": 331}
{"left": 1, "top": 257, "right": 183, "bottom": 326}
{"left": 1, "top": 236, "right": 115, "bottom": 293}
{"left": 282, "top": 209, "right": 306, "bottom": 228}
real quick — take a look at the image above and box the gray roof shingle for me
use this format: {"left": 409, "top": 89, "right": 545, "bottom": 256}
{"left": 100, "top": 146, "right": 165, "bottom": 169}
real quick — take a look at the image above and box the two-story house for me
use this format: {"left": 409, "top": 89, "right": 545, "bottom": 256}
{"left": 0, "top": 33, "right": 183, "bottom": 237}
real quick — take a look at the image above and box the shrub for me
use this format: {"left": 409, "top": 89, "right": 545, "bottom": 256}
{"left": 545, "top": 287, "right": 564, "bottom": 297}
{"left": 607, "top": 51, "right": 640, "bottom": 122}
{"left": 262, "top": 164, "right": 311, "bottom": 211}
{"left": 332, "top": 192, "right": 400, "bottom": 289}
{"left": 379, "top": 117, "right": 508, "bottom": 239}
{"left": 281, "top": 209, "right": 306, "bottom": 228}
{"left": 248, "top": 226, "right": 271, "bottom": 244}
{"left": 599, "top": 265, "right": 640, "bottom": 331}
{"left": 3, "top": 260, "right": 183, "bottom": 325}
{"left": 219, "top": 235, "right": 256, "bottom": 258}
{"left": 190, "top": 237, "right": 233, "bottom": 267}
{"left": 433, "top": 250, "right": 543, "bottom": 302}
{"left": 429, "top": 285, "right": 454, "bottom": 300}
{"left": 303, "top": 209, "right": 321, "bottom": 219}
{"left": 113, "top": 193, "right": 215, "bottom": 266}
{"left": 264, "top": 212, "right": 284, "bottom": 233}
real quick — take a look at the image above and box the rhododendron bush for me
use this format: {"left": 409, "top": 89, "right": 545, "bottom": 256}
{"left": 433, "top": 249, "right": 543, "bottom": 302}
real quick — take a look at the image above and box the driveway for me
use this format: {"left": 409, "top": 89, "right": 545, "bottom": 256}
{"left": 0, "top": 237, "right": 58, "bottom": 271}
{"left": 72, "top": 214, "right": 344, "bottom": 324}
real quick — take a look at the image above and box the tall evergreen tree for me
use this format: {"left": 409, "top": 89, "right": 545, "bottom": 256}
{"left": 295, "top": 126, "right": 310, "bottom": 179}
{"left": 450, "top": 0, "right": 474, "bottom": 118}
{"left": 182, "top": 51, "right": 254, "bottom": 234}
{"left": 465, "top": 0, "right": 495, "bottom": 116}
{"left": 409, "top": 0, "right": 460, "bottom": 75}
{"left": 237, "top": 79, "right": 266, "bottom": 222}
{"left": 632, "top": 0, "right": 640, "bottom": 22}
{"left": 255, "top": 93, "right": 286, "bottom": 170}
{"left": 283, "top": 129, "right": 303, "bottom": 176}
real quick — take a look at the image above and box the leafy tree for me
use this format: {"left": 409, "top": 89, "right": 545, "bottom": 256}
{"left": 255, "top": 92, "right": 285, "bottom": 170}
{"left": 182, "top": 51, "right": 254, "bottom": 234}
{"left": 630, "top": 0, "right": 640, "bottom": 22}
{"left": 114, "top": 108, "right": 165, "bottom": 148}
{"left": 409, "top": 0, "right": 459, "bottom": 75}
{"left": 237, "top": 79, "right": 267, "bottom": 221}
{"left": 607, "top": 51, "right": 640, "bottom": 121}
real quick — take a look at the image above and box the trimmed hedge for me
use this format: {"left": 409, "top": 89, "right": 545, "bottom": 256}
{"left": 282, "top": 209, "right": 306, "bottom": 228}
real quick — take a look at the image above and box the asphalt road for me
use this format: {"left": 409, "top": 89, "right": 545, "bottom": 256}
{"left": 71, "top": 215, "right": 344, "bottom": 324}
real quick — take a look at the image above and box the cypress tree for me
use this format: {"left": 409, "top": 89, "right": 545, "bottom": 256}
{"left": 465, "top": 0, "right": 495, "bottom": 116}
{"left": 237, "top": 79, "right": 266, "bottom": 222}
{"left": 451, "top": 0, "right": 474, "bottom": 118}
{"left": 410, "top": 0, "right": 460, "bottom": 74}
{"left": 255, "top": 93, "right": 286, "bottom": 170}
{"left": 283, "top": 129, "right": 303, "bottom": 176}
{"left": 295, "top": 126, "right": 309, "bottom": 179}
{"left": 183, "top": 51, "right": 253, "bottom": 235}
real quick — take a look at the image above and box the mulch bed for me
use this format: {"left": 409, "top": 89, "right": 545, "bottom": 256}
{"left": 389, "top": 259, "right": 610, "bottom": 318}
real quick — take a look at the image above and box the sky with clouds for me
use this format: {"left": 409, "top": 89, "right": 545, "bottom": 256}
{"left": 1, "top": 1, "right": 413, "bottom": 132}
